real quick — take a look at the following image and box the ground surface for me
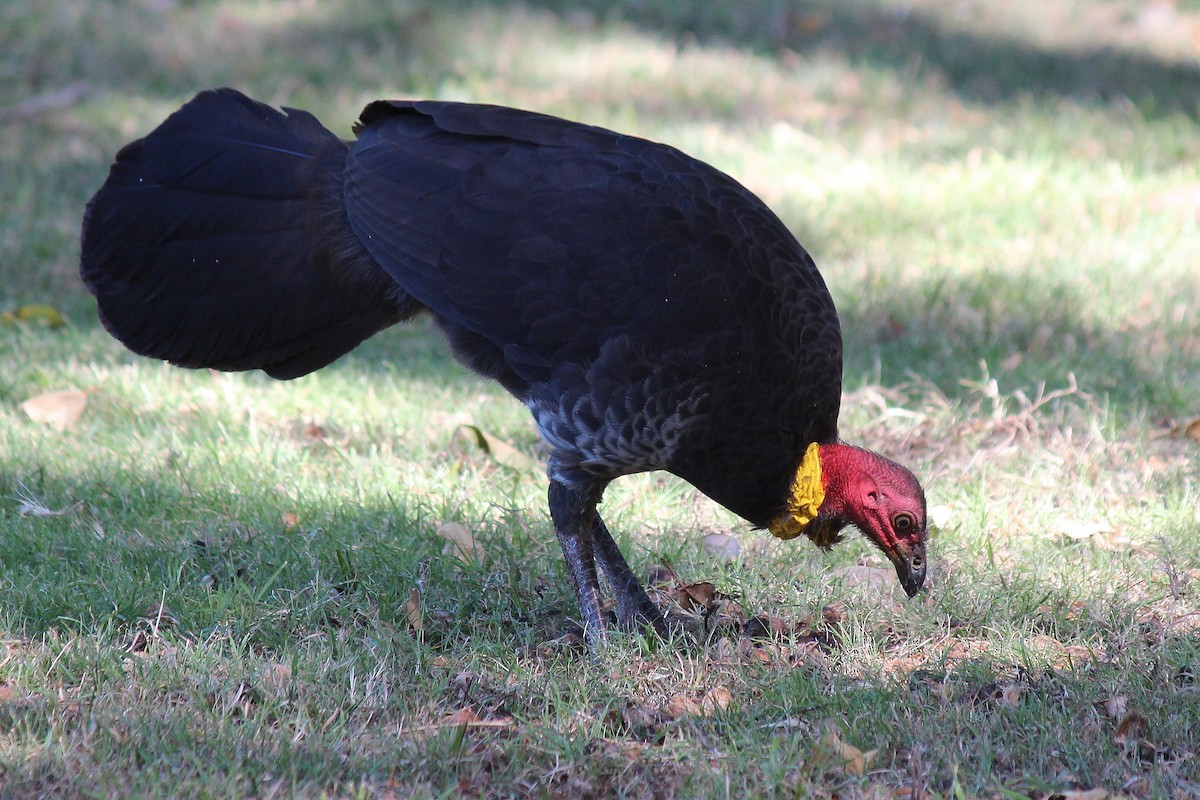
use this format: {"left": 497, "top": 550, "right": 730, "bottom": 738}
{"left": 1, "top": 1, "right": 1199, "bottom": 797}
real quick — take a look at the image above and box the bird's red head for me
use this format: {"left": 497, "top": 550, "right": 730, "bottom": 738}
{"left": 769, "top": 442, "right": 927, "bottom": 597}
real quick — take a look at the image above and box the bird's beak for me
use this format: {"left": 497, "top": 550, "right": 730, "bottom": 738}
{"left": 891, "top": 539, "right": 927, "bottom": 598}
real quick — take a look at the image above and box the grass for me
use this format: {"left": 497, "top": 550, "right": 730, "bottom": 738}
{"left": 2, "top": 0, "right": 1199, "bottom": 797}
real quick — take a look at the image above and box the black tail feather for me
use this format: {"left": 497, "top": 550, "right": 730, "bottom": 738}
{"left": 81, "top": 88, "right": 415, "bottom": 380}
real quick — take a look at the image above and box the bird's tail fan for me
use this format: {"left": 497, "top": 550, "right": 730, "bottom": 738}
{"left": 81, "top": 88, "right": 413, "bottom": 380}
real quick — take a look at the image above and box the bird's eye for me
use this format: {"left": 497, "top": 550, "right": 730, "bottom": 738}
{"left": 892, "top": 512, "right": 916, "bottom": 533}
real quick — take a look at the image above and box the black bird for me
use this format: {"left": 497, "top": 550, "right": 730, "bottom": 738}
{"left": 81, "top": 89, "right": 927, "bottom": 646}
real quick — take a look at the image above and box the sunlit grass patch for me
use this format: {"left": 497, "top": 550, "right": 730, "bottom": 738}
{"left": 2, "top": 0, "right": 1199, "bottom": 796}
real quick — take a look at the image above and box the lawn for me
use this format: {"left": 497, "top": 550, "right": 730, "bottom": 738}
{"left": 2, "top": 1, "right": 1199, "bottom": 797}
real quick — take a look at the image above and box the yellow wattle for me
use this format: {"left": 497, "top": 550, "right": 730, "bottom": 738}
{"left": 769, "top": 442, "right": 826, "bottom": 540}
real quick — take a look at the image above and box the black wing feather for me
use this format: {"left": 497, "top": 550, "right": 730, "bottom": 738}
{"left": 82, "top": 89, "right": 407, "bottom": 379}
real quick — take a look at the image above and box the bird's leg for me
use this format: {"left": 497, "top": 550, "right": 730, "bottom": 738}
{"left": 548, "top": 478, "right": 607, "bottom": 648}
{"left": 591, "top": 515, "right": 668, "bottom": 637}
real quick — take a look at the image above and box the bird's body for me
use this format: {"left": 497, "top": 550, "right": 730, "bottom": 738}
{"left": 83, "top": 89, "right": 927, "bottom": 645}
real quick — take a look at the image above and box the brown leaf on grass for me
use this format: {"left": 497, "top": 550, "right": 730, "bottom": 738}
{"left": 445, "top": 707, "right": 483, "bottom": 726}
{"left": 280, "top": 511, "right": 300, "bottom": 529}
{"left": 455, "top": 424, "right": 537, "bottom": 471}
{"left": 20, "top": 388, "right": 87, "bottom": 430}
{"left": 817, "top": 722, "right": 877, "bottom": 776}
{"left": 262, "top": 663, "right": 292, "bottom": 691}
{"left": 832, "top": 564, "right": 894, "bottom": 590}
{"left": 927, "top": 504, "right": 954, "bottom": 532}
{"left": 0, "top": 304, "right": 66, "bottom": 328}
{"left": 970, "top": 682, "right": 1022, "bottom": 708}
{"left": 1095, "top": 694, "right": 1127, "bottom": 719}
{"left": 676, "top": 581, "right": 717, "bottom": 612}
{"left": 126, "top": 630, "right": 150, "bottom": 653}
{"left": 1050, "top": 519, "right": 1116, "bottom": 542}
{"left": 667, "top": 686, "right": 733, "bottom": 718}
{"left": 1114, "top": 710, "right": 1149, "bottom": 745}
{"left": 16, "top": 498, "right": 64, "bottom": 518}
{"left": 140, "top": 602, "right": 178, "bottom": 629}
{"left": 1173, "top": 417, "right": 1200, "bottom": 442}
{"left": 821, "top": 602, "right": 848, "bottom": 627}
{"left": 702, "top": 531, "right": 741, "bottom": 560}
{"left": 439, "top": 707, "right": 514, "bottom": 730}
{"left": 998, "top": 685, "right": 1022, "bottom": 707}
{"left": 702, "top": 686, "right": 733, "bottom": 713}
{"left": 646, "top": 563, "right": 679, "bottom": 588}
{"left": 1111, "top": 709, "right": 1175, "bottom": 763}
{"left": 743, "top": 614, "right": 792, "bottom": 641}
{"left": 665, "top": 693, "right": 702, "bottom": 717}
{"left": 404, "top": 587, "right": 423, "bottom": 635}
{"left": 437, "top": 522, "right": 485, "bottom": 565}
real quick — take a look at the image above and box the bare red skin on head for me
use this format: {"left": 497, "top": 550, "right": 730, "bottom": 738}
{"left": 816, "top": 443, "right": 928, "bottom": 592}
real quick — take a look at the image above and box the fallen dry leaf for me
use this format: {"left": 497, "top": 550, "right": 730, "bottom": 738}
{"left": 429, "top": 707, "right": 514, "bottom": 731}
{"left": 262, "top": 663, "right": 292, "bottom": 691}
{"left": 0, "top": 304, "right": 66, "bottom": 328}
{"left": 646, "top": 563, "right": 679, "bottom": 587}
{"left": 1095, "top": 694, "right": 1127, "bottom": 720}
{"left": 140, "top": 602, "right": 178, "bottom": 629}
{"left": 817, "top": 723, "right": 877, "bottom": 776}
{"left": 1114, "top": 710, "right": 1149, "bottom": 745}
{"left": 1050, "top": 519, "right": 1116, "bottom": 542}
{"left": 676, "top": 581, "right": 717, "bottom": 612}
{"left": 702, "top": 531, "right": 741, "bottom": 560}
{"left": 1049, "top": 790, "right": 1108, "bottom": 800}
{"left": 455, "top": 424, "right": 537, "bottom": 471}
{"left": 927, "top": 504, "right": 953, "bottom": 532}
{"left": 833, "top": 564, "right": 894, "bottom": 590}
{"left": 970, "top": 682, "right": 1022, "bottom": 708}
{"left": 437, "top": 522, "right": 485, "bottom": 565}
{"left": 701, "top": 686, "right": 733, "bottom": 714}
{"left": 280, "top": 511, "right": 300, "bottom": 529}
{"left": 20, "top": 388, "right": 87, "bottom": 430}
{"left": 666, "top": 693, "right": 702, "bottom": 717}
{"left": 666, "top": 686, "right": 733, "bottom": 718}
{"left": 821, "top": 602, "right": 847, "bottom": 627}
{"left": 404, "top": 587, "right": 423, "bottom": 635}
{"left": 998, "top": 685, "right": 1022, "bottom": 708}
{"left": 445, "top": 707, "right": 483, "bottom": 726}
{"left": 16, "top": 499, "right": 64, "bottom": 518}
{"left": 1176, "top": 417, "right": 1200, "bottom": 442}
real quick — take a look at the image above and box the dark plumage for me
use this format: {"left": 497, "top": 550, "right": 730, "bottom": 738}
{"left": 82, "top": 89, "right": 927, "bottom": 646}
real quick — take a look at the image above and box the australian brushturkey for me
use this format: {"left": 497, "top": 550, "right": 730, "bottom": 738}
{"left": 81, "top": 89, "right": 927, "bottom": 646}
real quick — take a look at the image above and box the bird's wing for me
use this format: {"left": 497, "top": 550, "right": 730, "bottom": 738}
{"left": 344, "top": 103, "right": 752, "bottom": 371}
{"left": 343, "top": 100, "right": 841, "bottom": 419}
{"left": 81, "top": 89, "right": 404, "bottom": 378}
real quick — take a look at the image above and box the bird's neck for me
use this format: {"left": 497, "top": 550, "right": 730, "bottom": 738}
{"left": 813, "top": 442, "right": 873, "bottom": 516}
{"left": 768, "top": 442, "right": 866, "bottom": 542}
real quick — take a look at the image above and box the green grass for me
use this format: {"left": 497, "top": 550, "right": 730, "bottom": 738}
{"left": 2, "top": 1, "right": 1199, "bottom": 797}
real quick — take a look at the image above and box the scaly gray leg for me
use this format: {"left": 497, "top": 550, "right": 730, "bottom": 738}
{"left": 591, "top": 515, "right": 668, "bottom": 637}
{"left": 548, "top": 479, "right": 607, "bottom": 648}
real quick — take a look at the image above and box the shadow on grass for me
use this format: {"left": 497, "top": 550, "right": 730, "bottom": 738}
{"left": 834, "top": 269, "right": 1196, "bottom": 415}
{"left": 7, "top": 0, "right": 1197, "bottom": 418}
{"left": 499, "top": 0, "right": 1200, "bottom": 121}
